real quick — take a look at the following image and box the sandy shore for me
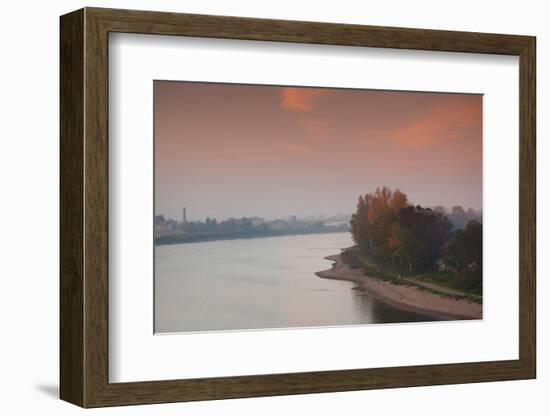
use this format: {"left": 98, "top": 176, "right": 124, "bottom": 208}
{"left": 315, "top": 254, "right": 482, "bottom": 320}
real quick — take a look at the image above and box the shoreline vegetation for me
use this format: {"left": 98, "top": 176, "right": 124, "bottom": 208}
{"left": 328, "top": 186, "right": 483, "bottom": 321}
{"left": 315, "top": 251, "right": 482, "bottom": 320}
{"left": 155, "top": 227, "right": 347, "bottom": 246}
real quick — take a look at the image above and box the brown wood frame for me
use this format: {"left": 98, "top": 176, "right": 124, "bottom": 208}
{"left": 60, "top": 7, "right": 536, "bottom": 408}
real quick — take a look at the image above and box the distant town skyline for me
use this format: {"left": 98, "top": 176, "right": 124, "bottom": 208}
{"left": 155, "top": 81, "right": 482, "bottom": 221}
{"left": 155, "top": 207, "right": 480, "bottom": 224}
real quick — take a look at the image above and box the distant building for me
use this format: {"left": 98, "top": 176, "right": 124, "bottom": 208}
{"left": 270, "top": 219, "right": 289, "bottom": 231}
{"left": 250, "top": 216, "right": 265, "bottom": 227}
{"left": 155, "top": 218, "right": 183, "bottom": 238}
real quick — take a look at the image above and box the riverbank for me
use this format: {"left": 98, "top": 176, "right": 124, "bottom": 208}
{"left": 315, "top": 254, "right": 482, "bottom": 320}
{"left": 155, "top": 227, "right": 348, "bottom": 246}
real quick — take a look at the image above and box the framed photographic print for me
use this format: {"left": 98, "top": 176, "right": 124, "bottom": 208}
{"left": 60, "top": 7, "right": 536, "bottom": 408}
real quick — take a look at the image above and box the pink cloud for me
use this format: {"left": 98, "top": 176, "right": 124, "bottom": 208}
{"left": 394, "top": 97, "right": 482, "bottom": 148}
{"left": 280, "top": 87, "right": 330, "bottom": 112}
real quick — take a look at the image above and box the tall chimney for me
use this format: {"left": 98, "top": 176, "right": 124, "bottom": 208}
{"left": 182, "top": 206, "right": 187, "bottom": 224}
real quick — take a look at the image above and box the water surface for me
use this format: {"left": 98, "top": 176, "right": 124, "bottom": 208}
{"left": 155, "top": 232, "right": 436, "bottom": 333}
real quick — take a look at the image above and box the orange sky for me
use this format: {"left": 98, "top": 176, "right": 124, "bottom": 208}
{"left": 154, "top": 81, "right": 482, "bottom": 221}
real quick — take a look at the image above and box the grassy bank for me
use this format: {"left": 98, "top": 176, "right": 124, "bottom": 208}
{"left": 340, "top": 247, "right": 482, "bottom": 304}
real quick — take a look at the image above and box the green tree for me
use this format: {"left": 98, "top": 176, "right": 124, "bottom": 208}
{"left": 397, "top": 205, "right": 453, "bottom": 272}
{"left": 443, "top": 220, "right": 482, "bottom": 293}
{"left": 388, "top": 222, "right": 423, "bottom": 272}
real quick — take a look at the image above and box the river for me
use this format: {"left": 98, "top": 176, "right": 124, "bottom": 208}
{"left": 155, "top": 232, "right": 436, "bottom": 333}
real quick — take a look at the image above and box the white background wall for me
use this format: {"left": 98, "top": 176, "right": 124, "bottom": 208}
{"left": 0, "top": 0, "right": 545, "bottom": 414}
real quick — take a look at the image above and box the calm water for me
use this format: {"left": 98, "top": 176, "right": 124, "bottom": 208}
{"left": 155, "top": 232, "right": 436, "bottom": 333}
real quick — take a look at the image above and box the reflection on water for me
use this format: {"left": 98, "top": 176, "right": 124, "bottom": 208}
{"left": 155, "top": 232, "right": 439, "bottom": 333}
{"left": 351, "top": 290, "right": 440, "bottom": 324}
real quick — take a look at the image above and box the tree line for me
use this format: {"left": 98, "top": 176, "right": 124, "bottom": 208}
{"left": 350, "top": 186, "right": 482, "bottom": 294}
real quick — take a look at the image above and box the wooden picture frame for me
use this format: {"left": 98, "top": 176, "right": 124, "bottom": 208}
{"left": 60, "top": 7, "right": 536, "bottom": 408}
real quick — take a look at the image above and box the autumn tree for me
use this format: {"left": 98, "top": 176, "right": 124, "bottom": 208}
{"left": 350, "top": 186, "right": 409, "bottom": 257}
{"left": 350, "top": 195, "right": 372, "bottom": 250}
{"left": 351, "top": 187, "right": 454, "bottom": 274}
{"left": 350, "top": 187, "right": 482, "bottom": 291}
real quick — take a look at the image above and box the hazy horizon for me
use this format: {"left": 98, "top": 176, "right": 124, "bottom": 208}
{"left": 155, "top": 81, "right": 482, "bottom": 222}
{"left": 154, "top": 208, "right": 482, "bottom": 224}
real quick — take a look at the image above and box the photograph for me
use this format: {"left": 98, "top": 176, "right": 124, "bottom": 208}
{"left": 153, "top": 81, "right": 483, "bottom": 333}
